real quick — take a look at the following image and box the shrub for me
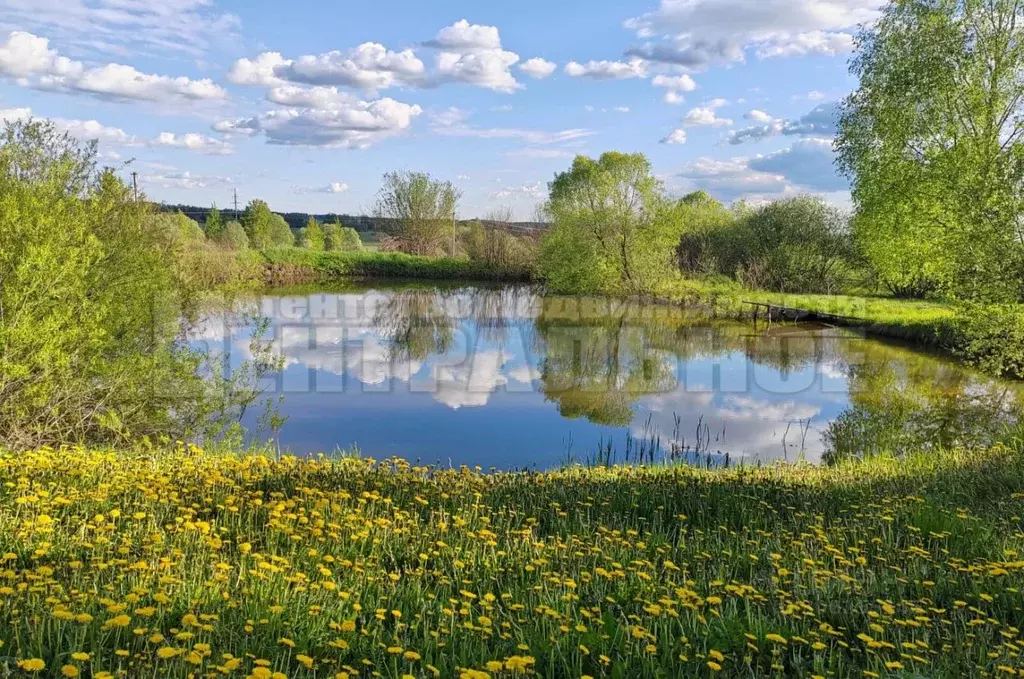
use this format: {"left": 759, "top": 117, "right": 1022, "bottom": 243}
{"left": 340, "top": 226, "right": 363, "bottom": 252}
{"left": 0, "top": 120, "right": 219, "bottom": 449}
{"left": 677, "top": 195, "right": 861, "bottom": 295}
{"left": 297, "top": 216, "right": 325, "bottom": 251}
{"left": 947, "top": 304, "right": 1024, "bottom": 378}
{"left": 463, "top": 221, "right": 538, "bottom": 273}
{"left": 241, "top": 199, "right": 274, "bottom": 249}
{"left": 262, "top": 248, "right": 533, "bottom": 282}
{"left": 676, "top": 192, "right": 744, "bottom": 277}
{"left": 219, "top": 220, "right": 249, "bottom": 250}
{"left": 269, "top": 213, "right": 293, "bottom": 247}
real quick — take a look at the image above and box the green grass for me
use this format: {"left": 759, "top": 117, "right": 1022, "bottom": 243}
{"left": 659, "top": 278, "right": 956, "bottom": 346}
{"left": 2, "top": 443, "right": 1024, "bottom": 677}
{"left": 261, "top": 247, "right": 534, "bottom": 283}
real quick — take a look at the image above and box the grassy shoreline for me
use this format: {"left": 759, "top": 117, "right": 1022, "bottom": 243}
{"left": 254, "top": 249, "right": 1024, "bottom": 376}
{"left": 258, "top": 248, "right": 955, "bottom": 343}
{"left": 261, "top": 248, "right": 534, "bottom": 285}
{"left": 2, "top": 443, "right": 1023, "bottom": 677}
{"left": 657, "top": 279, "right": 956, "bottom": 346}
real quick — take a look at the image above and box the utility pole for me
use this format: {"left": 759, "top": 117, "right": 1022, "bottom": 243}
{"left": 131, "top": 171, "right": 138, "bottom": 201}
{"left": 233, "top": 188, "right": 239, "bottom": 220}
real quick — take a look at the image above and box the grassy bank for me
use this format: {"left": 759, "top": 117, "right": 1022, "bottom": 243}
{"left": 261, "top": 248, "right": 534, "bottom": 285}
{"left": 3, "top": 444, "right": 1024, "bottom": 677}
{"left": 660, "top": 278, "right": 956, "bottom": 346}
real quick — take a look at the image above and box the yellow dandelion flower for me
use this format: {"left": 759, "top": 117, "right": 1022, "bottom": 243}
{"left": 18, "top": 659, "right": 46, "bottom": 672}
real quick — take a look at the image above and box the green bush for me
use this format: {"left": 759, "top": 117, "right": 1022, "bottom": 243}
{"left": 0, "top": 120, "right": 222, "bottom": 449}
{"left": 204, "top": 206, "right": 224, "bottom": 239}
{"left": 339, "top": 226, "right": 363, "bottom": 252}
{"left": 219, "top": 220, "right": 249, "bottom": 250}
{"left": 262, "top": 248, "right": 533, "bottom": 282}
{"left": 678, "top": 195, "right": 861, "bottom": 295}
{"left": 463, "top": 221, "right": 538, "bottom": 273}
{"left": 269, "top": 213, "right": 293, "bottom": 248}
{"left": 297, "top": 216, "right": 325, "bottom": 251}
{"left": 947, "top": 304, "right": 1024, "bottom": 378}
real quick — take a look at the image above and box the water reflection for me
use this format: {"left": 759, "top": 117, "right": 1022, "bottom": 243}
{"left": 192, "top": 283, "right": 1023, "bottom": 468}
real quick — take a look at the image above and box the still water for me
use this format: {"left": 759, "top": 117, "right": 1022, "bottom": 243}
{"left": 192, "top": 282, "right": 1023, "bottom": 469}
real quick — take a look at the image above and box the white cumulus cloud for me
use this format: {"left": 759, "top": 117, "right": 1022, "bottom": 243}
{"left": 625, "top": 0, "right": 876, "bottom": 69}
{"left": 151, "top": 132, "right": 234, "bottom": 155}
{"left": 682, "top": 99, "right": 733, "bottom": 127}
{"left": 425, "top": 19, "right": 502, "bottom": 51}
{"left": 660, "top": 128, "right": 688, "bottom": 144}
{"left": 253, "top": 97, "right": 423, "bottom": 149}
{"left": 519, "top": 57, "right": 557, "bottom": 79}
{"left": 564, "top": 59, "right": 647, "bottom": 79}
{"left": 0, "top": 31, "right": 226, "bottom": 103}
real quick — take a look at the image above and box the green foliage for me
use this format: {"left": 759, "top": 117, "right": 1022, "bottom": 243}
{"left": 262, "top": 247, "right": 533, "bottom": 283}
{"left": 948, "top": 304, "right": 1024, "bottom": 377}
{"left": 675, "top": 191, "right": 744, "bottom": 277}
{"left": 322, "top": 220, "right": 342, "bottom": 251}
{"left": 241, "top": 199, "right": 274, "bottom": 250}
{"left": 734, "top": 197, "right": 857, "bottom": 294}
{"left": 205, "top": 206, "right": 224, "bottom": 239}
{"left": 146, "top": 211, "right": 205, "bottom": 247}
{"left": 463, "top": 221, "right": 538, "bottom": 273}
{"left": 0, "top": 120, "right": 208, "bottom": 448}
{"left": 219, "top": 220, "right": 249, "bottom": 250}
{"left": 339, "top": 226, "right": 363, "bottom": 252}
{"left": 373, "top": 171, "right": 460, "bottom": 256}
{"left": 837, "top": 0, "right": 1024, "bottom": 302}
{"left": 297, "top": 216, "right": 325, "bottom": 251}
{"left": 677, "top": 195, "right": 858, "bottom": 294}
{"left": 269, "top": 213, "right": 293, "bottom": 248}
{"left": 540, "top": 152, "right": 683, "bottom": 294}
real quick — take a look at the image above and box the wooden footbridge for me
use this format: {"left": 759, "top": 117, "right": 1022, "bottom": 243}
{"left": 743, "top": 301, "right": 867, "bottom": 329}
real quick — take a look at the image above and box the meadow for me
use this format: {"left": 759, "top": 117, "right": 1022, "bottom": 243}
{"left": 3, "top": 443, "right": 1024, "bottom": 678}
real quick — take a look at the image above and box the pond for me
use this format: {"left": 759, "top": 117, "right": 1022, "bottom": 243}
{"left": 191, "top": 282, "right": 1024, "bottom": 469}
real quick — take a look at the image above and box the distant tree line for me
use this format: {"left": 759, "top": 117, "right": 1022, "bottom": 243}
{"left": 152, "top": 203, "right": 547, "bottom": 235}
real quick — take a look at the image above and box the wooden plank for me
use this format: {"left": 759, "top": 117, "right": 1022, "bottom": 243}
{"left": 742, "top": 300, "right": 869, "bottom": 326}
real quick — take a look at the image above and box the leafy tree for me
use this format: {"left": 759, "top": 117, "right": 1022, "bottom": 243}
{"left": 463, "top": 210, "right": 538, "bottom": 272}
{"left": 220, "top": 220, "right": 249, "bottom": 250}
{"left": 205, "top": 206, "right": 224, "bottom": 239}
{"left": 340, "top": 227, "right": 363, "bottom": 252}
{"left": 837, "top": 0, "right": 1024, "bottom": 302}
{"left": 269, "top": 213, "right": 293, "bottom": 248}
{"left": 539, "top": 152, "right": 683, "bottom": 294}
{"left": 736, "top": 197, "right": 856, "bottom": 294}
{"left": 241, "top": 199, "right": 274, "bottom": 250}
{"left": 146, "top": 211, "right": 205, "bottom": 247}
{"left": 373, "top": 171, "right": 460, "bottom": 256}
{"left": 0, "top": 120, "right": 210, "bottom": 448}
{"left": 298, "top": 216, "right": 325, "bottom": 250}
{"left": 322, "top": 220, "right": 342, "bottom": 251}
{"left": 676, "top": 192, "right": 740, "bottom": 277}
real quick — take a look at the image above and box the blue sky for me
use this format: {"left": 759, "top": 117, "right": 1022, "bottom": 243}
{"left": 0, "top": 0, "right": 873, "bottom": 218}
